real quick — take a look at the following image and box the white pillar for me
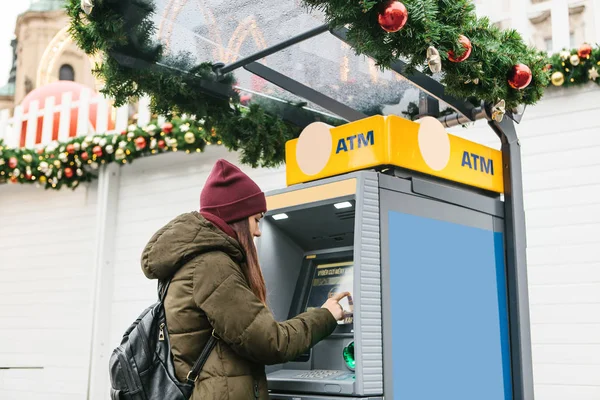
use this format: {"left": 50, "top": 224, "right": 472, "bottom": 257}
{"left": 593, "top": 0, "right": 600, "bottom": 43}
{"left": 551, "top": 0, "right": 571, "bottom": 51}
{"left": 510, "top": 0, "right": 531, "bottom": 44}
{"left": 86, "top": 163, "right": 121, "bottom": 400}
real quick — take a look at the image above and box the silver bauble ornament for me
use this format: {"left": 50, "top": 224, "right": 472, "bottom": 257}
{"left": 81, "top": 0, "right": 94, "bottom": 15}
{"left": 106, "top": 145, "right": 114, "bottom": 154}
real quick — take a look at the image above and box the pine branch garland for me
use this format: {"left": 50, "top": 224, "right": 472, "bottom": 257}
{"left": 0, "top": 117, "right": 219, "bottom": 190}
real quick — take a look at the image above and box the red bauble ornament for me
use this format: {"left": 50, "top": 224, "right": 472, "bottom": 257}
{"left": 93, "top": 145, "right": 103, "bottom": 157}
{"left": 377, "top": 1, "right": 408, "bottom": 33}
{"left": 158, "top": 140, "right": 166, "bottom": 149}
{"left": 578, "top": 43, "right": 593, "bottom": 59}
{"left": 8, "top": 157, "right": 18, "bottom": 169}
{"left": 9, "top": 176, "right": 17, "bottom": 183}
{"left": 135, "top": 137, "right": 147, "bottom": 149}
{"left": 162, "top": 123, "right": 173, "bottom": 134}
{"left": 64, "top": 168, "right": 74, "bottom": 179}
{"left": 508, "top": 64, "right": 533, "bottom": 90}
{"left": 66, "top": 144, "right": 76, "bottom": 154}
{"left": 25, "top": 172, "right": 32, "bottom": 180}
{"left": 81, "top": 152, "right": 89, "bottom": 161}
{"left": 448, "top": 35, "right": 472, "bottom": 63}
{"left": 240, "top": 94, "right": 252, "bottom": 106}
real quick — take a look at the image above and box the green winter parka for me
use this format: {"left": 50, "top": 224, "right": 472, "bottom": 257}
{"left": 141, "top": 212, "right": 337, "bottom": 399}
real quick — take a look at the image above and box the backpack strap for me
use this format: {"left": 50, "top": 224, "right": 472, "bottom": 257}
{"left": 186, "top": 330, "right": 219, "bottom": 384}
{"left": 158, "top": 280, "right": 171, "bottom": 303}
{"left": 158, "top": 279, "right": 218, "bottom": 384}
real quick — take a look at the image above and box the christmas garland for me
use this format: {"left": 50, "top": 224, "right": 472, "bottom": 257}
{"left": 0, "top": 117, "right": 221, "bottom": 190}
{"left": 67, "top": 0, "right": 301, "bottom": 169}
{"left": 547, "top": 44, "right": 600, "bottom": 88}
{"left": 0, "top": 0, "right": 582, "bottom": 193}
{"left": 66, "top": 0, "right": 554, "bottom": 169}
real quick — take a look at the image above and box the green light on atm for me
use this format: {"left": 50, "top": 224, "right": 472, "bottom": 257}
{"left": 343, "top": 342, "right": 355, "bottom": 371}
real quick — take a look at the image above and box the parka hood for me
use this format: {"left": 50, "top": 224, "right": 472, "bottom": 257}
{"left": 141, "top": 211, "right": 244, "bottom": 280}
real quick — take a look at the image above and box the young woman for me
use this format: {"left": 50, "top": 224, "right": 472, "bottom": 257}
{"left": 141, "top": 159, "right": 349, "bottom": 399}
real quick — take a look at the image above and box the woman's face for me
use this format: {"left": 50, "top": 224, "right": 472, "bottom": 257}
{"left": 248, "top": 213, "right": 263, "bottom": 238}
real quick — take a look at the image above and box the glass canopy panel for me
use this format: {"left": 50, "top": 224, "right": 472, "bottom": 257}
{"left": 144, "top": 0, "right": 441, "bottom": 118}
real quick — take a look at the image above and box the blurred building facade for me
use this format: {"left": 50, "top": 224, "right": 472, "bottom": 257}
{"left": 475, "top": 0, "right": 600, "bottom": 52}
{"left": 0, "top": 0, "right": 96, "bottom": 112}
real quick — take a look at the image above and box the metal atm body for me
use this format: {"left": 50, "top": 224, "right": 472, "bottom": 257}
{"left": 256, "top": 115, "right": 532, "bottom": 400}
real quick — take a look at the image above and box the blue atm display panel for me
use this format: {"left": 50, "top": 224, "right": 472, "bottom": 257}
{"left": 388, "top": 211, "right": 512, "bottom": 400}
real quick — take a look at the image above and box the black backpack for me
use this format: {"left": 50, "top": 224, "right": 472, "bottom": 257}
{"left": 109, "top": 280, "right": 217, "bottom": 399}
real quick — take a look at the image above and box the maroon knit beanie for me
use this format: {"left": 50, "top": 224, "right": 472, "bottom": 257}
{"left": 200, "top": 159, "right": 267, "bottom": 224}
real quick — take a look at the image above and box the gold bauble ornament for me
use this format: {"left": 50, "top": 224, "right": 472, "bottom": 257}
{"left": 22, "top": 154, "right": 33, "bottom": 163}
{"left": 115, "top": 148, "right": 126, "bottom": 161}
{"left": 184, "top": 132, "right": 196, "bottom": 144}
{"left": 39, "top": 176, "right": 47, "bottom": 184}
{"left": 53, "top": 160, "right": 61, "bottom": 168}
{"left": 551, "top": 71, "right": 565, "bottom": 86}
{"left": 570, "top": 54, "right": 580, "bottom": 66}
{"left": 559, "top": 51, "right": 570, "bottom": 61}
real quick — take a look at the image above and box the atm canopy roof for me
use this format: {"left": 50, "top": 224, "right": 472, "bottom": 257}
{"left": 147, "top": 0, "right": 430, "bottom": 118}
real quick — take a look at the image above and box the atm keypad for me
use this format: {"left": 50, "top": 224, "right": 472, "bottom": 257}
{"left": 294, "top": 370, "right": 341, "bottom": 380}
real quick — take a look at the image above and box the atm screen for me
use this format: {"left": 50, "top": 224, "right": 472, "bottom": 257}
{"left": 305, "top": 261, "right": 354, "bottom": 325}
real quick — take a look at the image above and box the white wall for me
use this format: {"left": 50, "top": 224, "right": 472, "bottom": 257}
{"left": 0, "top": 182, "right": 98, "bottom": 399}
{"left": 448, "top": 83, "right": 600, "bottom": 400}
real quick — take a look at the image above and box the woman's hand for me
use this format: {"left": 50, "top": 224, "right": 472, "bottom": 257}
{"left": 322, "top": 292, "right": 351, "bottom": 321}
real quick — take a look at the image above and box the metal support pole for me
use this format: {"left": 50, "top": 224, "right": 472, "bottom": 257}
{"left": 244, "top": 62, "right": 368, "bottom": 122}
{"left": 217, "top": 24, "right": 330, "bottom": 75}
{"left": 330, "top": 27, "right": 476, "bottom": 120}
{"left": 437, "top": 105, "right": 488, "bottom": 128}
{"left": 488, "top": 116, "right": 535, "bottom": 400}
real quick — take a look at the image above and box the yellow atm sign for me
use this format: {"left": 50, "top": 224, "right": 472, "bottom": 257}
{"left": 285, "top": 115, "right": 504, "bottom": 193}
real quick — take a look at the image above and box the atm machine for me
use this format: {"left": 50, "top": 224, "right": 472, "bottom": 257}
{"left": 256, "top": 115, "right": 532, "bottom": 400}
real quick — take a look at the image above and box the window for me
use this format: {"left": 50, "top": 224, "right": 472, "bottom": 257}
{"left": 59, "top": 64, "right": 75, "bottom": 81}
{"left": 544, "top": 37, "right": 553, "bottom": 52}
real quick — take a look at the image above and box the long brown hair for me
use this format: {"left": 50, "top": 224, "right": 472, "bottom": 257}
{"left": 229, "top": 218, "right": 267, "bottom": 303}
